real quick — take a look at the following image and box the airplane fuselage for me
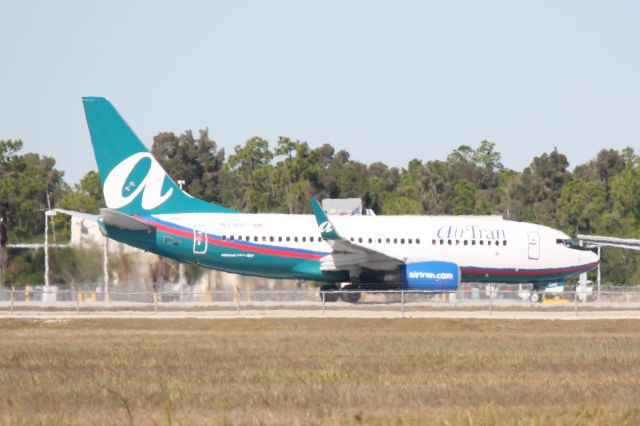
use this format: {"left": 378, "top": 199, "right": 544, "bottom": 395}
{"left": 100, "top": 212, "right": 599, "bottom": 287}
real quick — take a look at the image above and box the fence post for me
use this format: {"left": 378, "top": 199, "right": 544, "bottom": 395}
{"left": 10, "top": 286, "right": 15, "bottom": 314}
{"left": 574, "top": 289, "right": 578, "bottom": 316}
{"left": 400, "top": 291, "right": 405, "bottom": 316}
{"left": 322, "top": 290, "right": 325, "bottom": 314}
{"left": 489, "top": 284, "right": 493, "bottom": 316}
{"left": 154, "top": 291, "right": 158, "bottom": 314}
{"left": 75, "top": 289, "right": 80, "bottom": 314}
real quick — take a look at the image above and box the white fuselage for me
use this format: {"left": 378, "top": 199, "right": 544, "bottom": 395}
{"left": 149, "top": 212, "right": 599, "bottom": 283}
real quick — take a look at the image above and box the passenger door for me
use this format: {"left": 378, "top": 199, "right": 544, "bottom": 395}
{"left": 527, "top": 231, "right": 540, "bottom": 260}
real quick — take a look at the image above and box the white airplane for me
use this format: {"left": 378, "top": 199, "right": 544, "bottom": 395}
{"left": 76, "top": 97, "right": 599, "bottom": 303}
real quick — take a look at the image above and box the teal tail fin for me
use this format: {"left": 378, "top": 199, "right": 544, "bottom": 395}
{"left": 82, "top": 97, "right": 236, "bottom": 215}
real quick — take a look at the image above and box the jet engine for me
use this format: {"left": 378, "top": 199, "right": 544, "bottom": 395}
{"left": 403, "top": 261, "right": 460, "bottom": 290}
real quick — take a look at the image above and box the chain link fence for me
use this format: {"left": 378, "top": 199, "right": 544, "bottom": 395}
{"left": 1, "top": 285, "right": 640, "bottom": 314}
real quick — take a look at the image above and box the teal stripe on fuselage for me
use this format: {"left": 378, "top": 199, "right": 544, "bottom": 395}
{"left": 104, "top": 215, "right": 346, "bottom": 282}
{"left": 101, "top": 215, "right": 595, "bottom": 286}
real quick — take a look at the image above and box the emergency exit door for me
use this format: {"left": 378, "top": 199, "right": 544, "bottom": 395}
{"left": 527, "top": 231, "right": 540, "bottom": 260}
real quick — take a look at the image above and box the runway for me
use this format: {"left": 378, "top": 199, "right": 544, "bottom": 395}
{"left": 1, "top": 309, "right": 639, "bottom": 320}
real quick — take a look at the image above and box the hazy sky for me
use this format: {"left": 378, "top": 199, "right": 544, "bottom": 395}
{"left": 1, "top": 1, "right": 639, "bottom": 184}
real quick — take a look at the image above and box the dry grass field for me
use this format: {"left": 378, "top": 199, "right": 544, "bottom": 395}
{"left": 1, "top": 319, "right": 640, "bottom": 425}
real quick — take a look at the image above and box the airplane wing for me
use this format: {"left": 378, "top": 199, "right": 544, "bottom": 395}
{"left": 310, "top": 199, "right": 403, "bottom": 272}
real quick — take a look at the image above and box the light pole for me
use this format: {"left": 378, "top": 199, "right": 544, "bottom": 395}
{"left": 103, "top": 236, "right": 110, "bottom": 300}
{"left": 177, "top": 179, "right": 186, "bottom": 297}
{"left": 44, "top": 210, "right": 57, "bottom": 288}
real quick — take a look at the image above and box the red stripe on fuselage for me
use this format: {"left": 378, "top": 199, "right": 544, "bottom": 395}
{"left": 143, "top": 217, "right": 323, "bottom": 261}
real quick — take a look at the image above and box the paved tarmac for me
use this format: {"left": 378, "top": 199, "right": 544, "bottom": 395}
{"left": 1, "top": 309, "right": 639, "bottom": 320}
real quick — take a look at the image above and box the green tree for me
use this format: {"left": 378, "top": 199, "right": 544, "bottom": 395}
{"left": 451, "top": 180, "right": 488, "bottom": 215}
{"left": 557, "top": 179, "right": 607, "bottom": 235}
{"left": 609, "top": 165, "right": 640, "bottom": 237}
{"left": 226, "top": 137, "right": 275, "bottom": 212}
{"left": 273, "top": 138, "right": 323, "bottom": 213}
{"left": 510, "top": 149, "right": 571, "bottom": 226}
{"left": 0, "top": 140, "right": 67, "bottom": 242}
{"left": 152, "top": 129, "right": 226, "bottom": 203}
{"left": 54, "top": 170, "right": 106, "bottom": 240}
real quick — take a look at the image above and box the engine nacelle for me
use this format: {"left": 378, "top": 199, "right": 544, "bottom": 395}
{"left": 404, "top": 261, "right": 460, "bottom": 290}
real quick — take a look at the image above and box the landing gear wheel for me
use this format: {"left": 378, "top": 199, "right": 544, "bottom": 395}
{"left": 530, "top": 290, "right": 541, "bottom": 303}
{"left": 340, "top": 286, "right": 362, "bottom": 304}
{"left": 320, "top": 284, "right": 339, "bottom": 303}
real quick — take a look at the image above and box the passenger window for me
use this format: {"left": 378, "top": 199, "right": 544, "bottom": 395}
{"left": 230, "top": 235, "right": 235, "bottom": 240}
{"left": 455, "top": 240, "right": 459, "bottom": 245}
{"left": 269, "top": 236, "right": 274, "bottom": 242}
{"left": 286, "top": 236, "right": 291, "bottom": 242}
{"left": 464, "top": 240, "right": 468, "bottom": 246}
{"left": 416, "top": 239, "right": 420, "bottom": 244}
{"left": 368, "top": 238, "right": 372, "bottom": 244}
{"left": 479, "top": 240, "right": 484, "bottom": 245}
{"left": 222, "top": 235, "right": 227, "bottom": 240}
{"left": 495, "top": 240, "right": 499, "bottom": 246}
{"left": 432, "top": 239, "right": 436, "bottom": 245}
{"left": 310, "top": 237, "right": 314, "bottom": 242}
{"left": 302, "top": 237, "right": 306, "bottom": 242}
{"left": 503, "top": 240, "right": 507, "bottom": 246}
{"left": 448, "top": 240, "right": 452, "bottom": 245}
{"left": 262, "top": 236, "right": 266, "bottom": 242}
{"left": 350, "top": 237, "right": 354, "bottom": 242}
{"left": 358, "top": 237, "right": 363, "bottom": 243}
{"left": 377, "top": 238, "right": 382, "bottom": 243}
{"left": 439, "top": 239, "right": 444, "bottom": 245}
{"left": 400, "top": 238, "right": 405, "bottom": 244}
{"left": 393, "top": 238, "right": 398, "bottom": 244}
{"left": 386, "top": 238, "right": 390, "bottom": 244}
{"left": 472, "top": 240, "right": 476, "bottom": 245}
{"left": 408, "top": 239, "right": 412, "bottom": 244}
{"left": 294, "top": 237, "right": 298, "bottom": 242}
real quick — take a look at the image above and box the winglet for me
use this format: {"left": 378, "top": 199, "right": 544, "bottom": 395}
{"left": 310, "top": 198, "right": 340, "bottom": 240}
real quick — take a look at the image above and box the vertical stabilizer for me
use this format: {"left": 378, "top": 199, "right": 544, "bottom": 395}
{"left": 82, "top": 97, "right": 236, "bottom": 215}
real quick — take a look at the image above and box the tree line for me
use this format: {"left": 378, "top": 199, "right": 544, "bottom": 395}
{"left": 1, "top": 131, "right": 639, "bottom": 285}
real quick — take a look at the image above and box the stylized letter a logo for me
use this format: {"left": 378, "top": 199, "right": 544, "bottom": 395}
{"left": 103, "top": 152, "right": 174, "bottom": 210}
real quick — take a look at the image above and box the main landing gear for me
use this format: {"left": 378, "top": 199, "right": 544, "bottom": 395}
{"left": 320, "top": 284, "right": 362, "bottom": 304}
{"left": 320, "top": 284, "right": 339, "bottom": 302}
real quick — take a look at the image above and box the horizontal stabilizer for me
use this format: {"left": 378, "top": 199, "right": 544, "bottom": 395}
{"left": 100, "top": 208, "right": 154, "bottom": 232}
{"left": 53, "top": 209, "right": 99, "bottom": 222}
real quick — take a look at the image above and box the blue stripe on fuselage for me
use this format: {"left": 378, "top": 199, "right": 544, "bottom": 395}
{"left": 141, "top": 215, "right": 330, "bottom": 258}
